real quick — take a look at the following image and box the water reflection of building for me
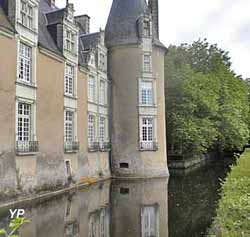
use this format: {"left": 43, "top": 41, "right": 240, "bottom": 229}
{"left": 0, "top": 179, "right": 169, "bottom": 237}
{"left": 111, "top": 178, "right": 168, "bottom": 237}
{"left": 141, "top": 204, "right": 159, "bottom": 237}
{"left": 88, "top": 207, "right": 110, "bottom": 237}
{"left": 15, "top": 181, "right": 111, "bottom": 237}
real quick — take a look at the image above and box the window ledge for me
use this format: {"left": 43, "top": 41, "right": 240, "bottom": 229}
{"left": 16, "top": 152, "right": 39, "bottom": 156}
{"left": 139, "top": 148, "right": 158, "bottom": 152}
{"left": 16, "top": 80, "right": 37, "bottom": 89}
{"left": 88, "top": 148, "right": 99, "bottom": 153}
{"left": 138, "top": 104, "right": 157, "bottom": 108}
{"left": 64, "top": 150, "right": 78, "bottom": 154}
{"left": 64, "top": 94, "right": 78, "bottom": 100}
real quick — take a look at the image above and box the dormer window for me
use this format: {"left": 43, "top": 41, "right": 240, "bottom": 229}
{"left": 65, "top": 30, "right": 75, "bottom": 53}
{"left": 20, "top": 0, "right": 34, "bottom": 30}
{"left": 143, "top": 20, "right": 151, "bottom": 37}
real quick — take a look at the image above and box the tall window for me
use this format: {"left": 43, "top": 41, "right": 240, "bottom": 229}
{"left": 99, "top": 117, "right": 106, "bottom": 145}
{"left": 19, "top": 43, "right": 32, "bottom": 83}
{"left": 141, "top": 81, "right": 153, "bottom": 105}
{"left": 20, "top": 0, "right": 34, "bottom": 29}
{"left": 65, "top": 64, "right": 74, "bottom": 96}
{"left": 88, "top": 115, "right": 95, "bottom": 145}
{"left": 141, "top": 118, "right": 153, "bottom": 142}
{"left": 141, "top": 206, "right": 158, "bottom": 237}
{"left": 143, "top": 20, "right": 150, "bottom": 37}
{"left": 143, "top": 54, "right": 151, "bottom": 72}
{"left": 99, "top": 80, "right": 106, "bottom": 104}
{"left": 88, "top": 76, "right": 95, "bottom": 102}
{"left": 65, "top": 30, "right": 75, "bottom": 52}
{"left": 65, "top": 111, "right": 74, "bottom": 142}
{"left": 17, "top": 103, "right": 31, "bottom": 142}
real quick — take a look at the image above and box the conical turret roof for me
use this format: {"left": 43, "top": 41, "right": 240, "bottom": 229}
{"left": 105, "top": 0, "right": 148, "bottom": 47}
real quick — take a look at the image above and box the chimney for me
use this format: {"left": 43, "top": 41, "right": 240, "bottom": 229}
{"left": 148, "top": 0, "right": 159, "bottom": 39}
{"left": 48, "top": 0, "right": 56, "bottom": 9}
{"left": 75, "top": 15, "right": 90, "bottom": 35}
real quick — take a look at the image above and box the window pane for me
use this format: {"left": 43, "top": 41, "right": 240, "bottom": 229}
{"left": 65, "top": 64, "right": 74, "bottom": 95}
{"left": 17, "top": 103, "right": 31, "bottom": 142}
{"left": 65, "top": 111, "right": 74, "bottom": 141}
{"left": 141, "top": 81, "right": 153, "bottom": 105}
{"left": 88, "top": 76, "right": 95, "bottom": 101}
{"left": 19, "top": 43, "right": 32, "bottom": 82}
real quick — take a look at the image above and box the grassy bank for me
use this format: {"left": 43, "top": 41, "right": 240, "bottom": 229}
{"left": 210, "top": 149, "right": 250, "bottom": 236}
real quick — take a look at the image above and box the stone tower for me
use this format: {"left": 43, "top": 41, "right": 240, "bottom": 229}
{"left": 105, "top": 0, "right": 169, "bottom": 178}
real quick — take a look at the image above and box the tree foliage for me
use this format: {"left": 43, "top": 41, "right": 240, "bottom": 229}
{"left": 165, "top": 39, "right": 249, "bottom": 158}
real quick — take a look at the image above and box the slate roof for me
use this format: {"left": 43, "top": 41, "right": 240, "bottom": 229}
{"left": 38, "top": 0, "right": 63, "bottom": 57}
{"left": 79, "top": 32, "right": 101, "bottom": 66}
{"left": 0, "top": 5, "right": 15, "bottom": 33}
{"left": 105, "top": 0, "right": 166, "bottom": 49}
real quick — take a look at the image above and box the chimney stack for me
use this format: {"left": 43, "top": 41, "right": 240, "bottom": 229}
{"left": 75, "top": 15, "right": 90, "bottom": 35}
{"left": 48, "top": 0, "right": 56, "bottom": 9}
{"left": 148, "top": 0, "right": 159, "bottom": 39}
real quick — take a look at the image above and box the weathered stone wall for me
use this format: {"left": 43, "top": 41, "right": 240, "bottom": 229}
{"left": 0, "top": 33, "right": 17, "bottom": 190}
{"left": 35, "top": 49, "right": 67, "bottom": 188}
{"left": 108, "top": 44, "right": 169, "bottom": 178}
{"left": 77, "top": 68, "right": 89, "bottom": 179}
{"left": 88, "top": 152, "right": 111, "bottom": 178}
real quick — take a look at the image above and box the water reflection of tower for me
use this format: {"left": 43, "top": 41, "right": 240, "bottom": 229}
{"left": 110, "top": 178, "right": 169, "bottom": 237}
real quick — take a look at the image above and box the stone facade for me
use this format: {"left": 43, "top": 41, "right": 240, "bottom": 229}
{"left": 0, "top": 0, "right": 168, "bottom": 193}
{"left": 106, "top": 0, "right": 169, "bottom": 177}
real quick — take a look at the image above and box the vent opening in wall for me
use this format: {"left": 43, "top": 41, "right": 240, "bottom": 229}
{"left": 120, "top": 162, "right": 129, "bottom": 168}
{"left": 120, "top": 187, "right": 130, "bottom": 194}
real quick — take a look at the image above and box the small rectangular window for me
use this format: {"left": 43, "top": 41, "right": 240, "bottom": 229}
{"left": 120, "top": 163, "right": 129, "bottom": 169}
{"left": 143, "top": 54, "right": 151, "bottom": 72}
{"left": 143, "top": 21, "right": 150, "bottom": 37}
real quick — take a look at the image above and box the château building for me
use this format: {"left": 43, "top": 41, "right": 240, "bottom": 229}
{"left": 0, "top": 0, "right": 168, "bottom": 192}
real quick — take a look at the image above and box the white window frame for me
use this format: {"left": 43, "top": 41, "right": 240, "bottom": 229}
{"left": 19, "top": 42, "right": 32, "bottom": 83}
{"left": 20, "top": 0, "right": 34, "bottom": 30}
{"left": 143, "top": 20, "right": 151, "bottom": 37}
{"left": 99, "top": 80, "right": 106, "bottom": 105}
{"left": 88, "top": 114, "right": 96, "bottom": 146}
{"left": 99, "top": 116, "right": 106, "bottom": 147}
{"left": 140, "top": 116, "right": 157, "bottom": 150}
{"left": 143, "top": 53, "right": 152, "bottom": 73}
{"left": 140, "top": 80, "right": 154, "bottom": 106}
{"left": 17, "top": 102, "right": 31, "bottom": 142}
{"left": 65, "top": 64, "right": 74, "bottom": 96}
{"left": 65, "top": 29, "right": 75, "bottom": 53}
{"left": 141, "top": 205, "right": 159, "bottom": 237}
{"left": 141, "top": 117, "right": 154, "bottom": 142}
{"left": 65, "top": 110, "right": 74, "bottom": 142}
{"left": 88, "top": 75, "right": 96, "bottom": 102}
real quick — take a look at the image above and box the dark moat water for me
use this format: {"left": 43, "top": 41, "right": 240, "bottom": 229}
{"left": 0, "top": 160, "right": 233, "bottom": 237}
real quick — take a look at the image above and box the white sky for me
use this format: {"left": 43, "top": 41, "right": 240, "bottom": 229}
{"left": 56, "top": 0, "right": 250, "bottom": 78}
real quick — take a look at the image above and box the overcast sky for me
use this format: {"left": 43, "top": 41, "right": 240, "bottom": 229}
{"left": 57, "top": 0, "right": 250, "bottom": 78}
